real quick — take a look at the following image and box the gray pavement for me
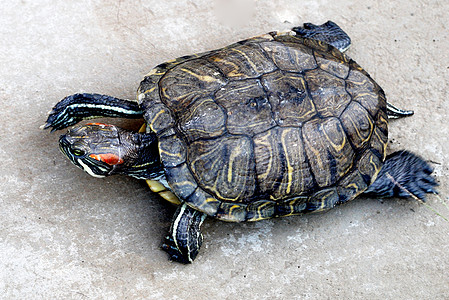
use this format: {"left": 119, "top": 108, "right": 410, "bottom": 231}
{"left": 1, "top": 0, "right": 448, "bottom": 298}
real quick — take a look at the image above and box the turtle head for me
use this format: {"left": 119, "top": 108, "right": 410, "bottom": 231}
{"left": 59, "top": 123, "right": 162, "bottom": 179}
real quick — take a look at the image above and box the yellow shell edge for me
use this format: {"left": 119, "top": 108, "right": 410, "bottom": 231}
{"left": 139, "top": 123, "right": 182, "bottom": 206}
{"left": 158, "top": 190, "right": 182, "bottom": 206}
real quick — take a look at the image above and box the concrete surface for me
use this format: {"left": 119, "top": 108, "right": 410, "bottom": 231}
{"left": 1, "top": 0, "right": 448, "bottom": 298}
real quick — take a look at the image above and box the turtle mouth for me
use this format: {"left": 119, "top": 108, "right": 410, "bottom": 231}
{"left": 59, "top": 134, "right": 113, "bottom": 177}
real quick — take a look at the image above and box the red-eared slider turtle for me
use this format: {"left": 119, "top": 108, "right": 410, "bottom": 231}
{"left": 43, "top": 21, "right": 437, "bottom": 263}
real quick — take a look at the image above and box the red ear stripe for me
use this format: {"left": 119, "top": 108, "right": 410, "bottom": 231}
{"left": 89, "top": 153, "right": 124, "bottom": 165}
{"left": 86, "top": 123, "right": 113, "bottom": 127}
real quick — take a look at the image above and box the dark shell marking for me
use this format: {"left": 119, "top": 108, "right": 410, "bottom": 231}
{"left": 138, "top": 32, "right": 388, "bottom": 222}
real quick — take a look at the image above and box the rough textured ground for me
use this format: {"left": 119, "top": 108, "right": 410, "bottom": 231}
{"left": 1, "top": 0, "right": 448, "bottom": 299}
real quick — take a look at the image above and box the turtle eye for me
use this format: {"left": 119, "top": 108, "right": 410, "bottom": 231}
{"left": 72, "top": 148, "right": 86, "bottom": 156}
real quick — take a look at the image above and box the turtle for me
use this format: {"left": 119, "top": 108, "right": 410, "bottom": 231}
{"left": 43, "top": 21, "right": 437, "bottom": 263}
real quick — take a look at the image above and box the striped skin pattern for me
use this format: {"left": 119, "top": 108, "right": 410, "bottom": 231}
{"left": 43, "top": 94, "right": 143, "bottom": 132}
{"left": 162, "top": 203, "right": 207, "bottom": 264}
{"left": 138, "top": 32, "right": 388, "bottom": 222}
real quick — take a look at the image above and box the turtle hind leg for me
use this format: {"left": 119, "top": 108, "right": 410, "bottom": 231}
{"left": 292, "top": 21, "right": 351, "bottom": 52}
{"left": 42, "top": 93, "right": 143, "bottom": 132}
{"left": 387, "top": 102, "right": 414, "bottom": 119}
{"left": 363, "top": 151, "right": 438, "bottom": 201}
{"left": 161, "top": 203, "right": 207, "bottom": 264}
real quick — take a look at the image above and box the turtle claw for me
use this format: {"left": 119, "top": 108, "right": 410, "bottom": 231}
{"left": 389, "top": 152, "right": 438, "bottom": 202}
{"left": 40, "top": 121, "right": 57, "bottom": 131}
{"left": 43, "top": 94, "right": 90, "bottom": 131}
{"left": 44, "top": 106, "right": 79, "bottom": 131}
{"left": 161, "top": 235, "right": 191, "bottom": 264}
{"left": 40, "top": 123, "right": 59, "bottom": 132}
{"left": 364, "top": 151, "right": 438, "bottom": 201}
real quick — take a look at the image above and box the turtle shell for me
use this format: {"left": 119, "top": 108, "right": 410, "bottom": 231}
{"left": 138, "top": 32, "right": 388, "bottom": 222}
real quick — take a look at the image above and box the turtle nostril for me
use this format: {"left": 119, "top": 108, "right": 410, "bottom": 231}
{"left": 59, "top": 135, "right": 70, "bottom": 147}
{"left": 58, "top": 135, "right": 72, "bottom": 159}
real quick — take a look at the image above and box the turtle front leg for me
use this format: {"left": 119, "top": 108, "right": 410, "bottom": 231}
{"left": 161, "top": 203, "right": 207, "bottom": 264}
{"left": 292, "top": 21, "right": 352, "bottom": 52}
{"left": 42, "top": 93, "right": 143, "bottom": 131}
